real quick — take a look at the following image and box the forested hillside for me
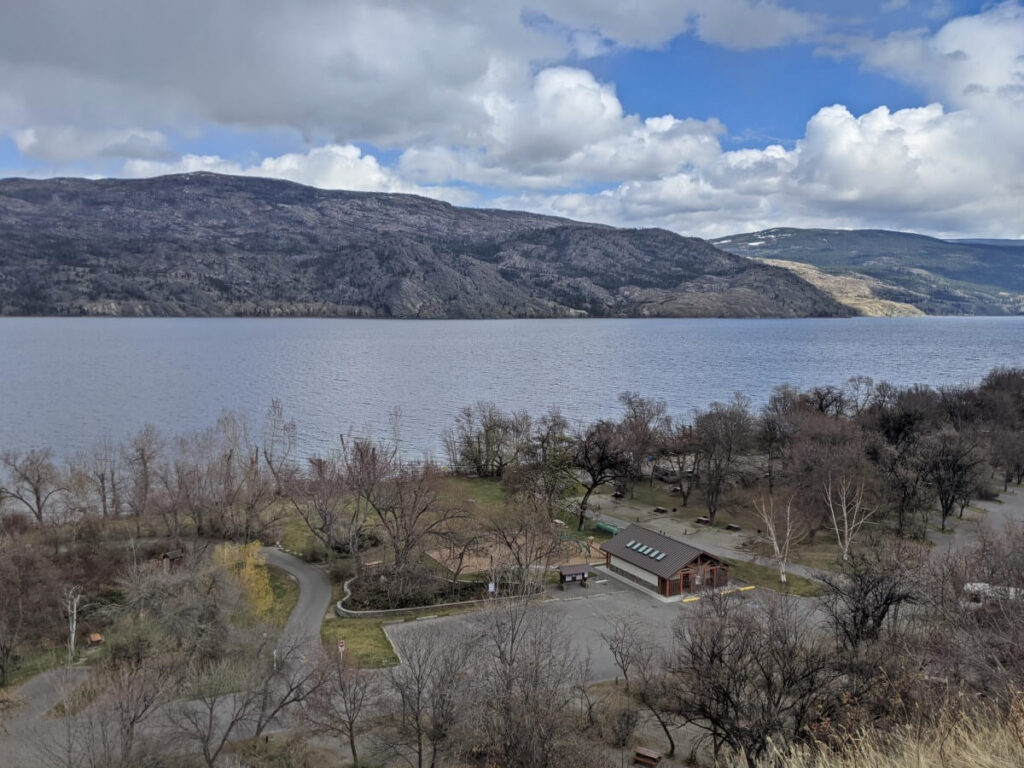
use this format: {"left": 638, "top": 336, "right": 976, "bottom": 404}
{"left": 0, "top": 173, "right": 851, "bottom": 318}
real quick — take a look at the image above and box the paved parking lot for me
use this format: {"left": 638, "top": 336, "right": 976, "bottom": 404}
{"left": 385, "top": 577, "right": 694, "bottom": 682}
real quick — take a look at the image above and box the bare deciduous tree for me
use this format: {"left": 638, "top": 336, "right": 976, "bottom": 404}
{"left": 753, "top": 493, "right": 806, "bottom": 584}
{"left": 693, "top": 395, "right": 752, "bottom": 525}
{"left": 922, "top": 431, "right": 983, "bottom": 531}
{"left": 443, "top": 402, "right": 530, "bottom": 479}
{"left": 262, "top": 398, "right": 297, "bottom": 495}
{"left": 285, "top": 452, "right": 348, "bottom": 557}
{"left": 669, "top": 595, "right": 841, "bottom": 767}
{"left": 571, "top": 420, "right": 629, "bottom": 531}
{"left": 501, "top": 407, "right": 575, "bottom": 513}
{"left": 249, "top": 633, "right": 329, "bottom": 739}
{"left": 303, "top": 655, "right": 378, "bottom": 767}
{"left": 168, "top": 658, "right": 262, "bottom": 768}
{"left": 61, "top": 584, "right": 86, "bottom": 664}
{"left": 617, "top": 392, "right": 668, "bottom": 495}
{"left": 844, "top": 375, "right": 875, "bottom": 416}
{"left": 487, "top": 491, "right": 562, "bottom": 594}
{"left": 823, "top": 473, "right": 876, "bottom": 561}
{"left": 602, "top": 617, "right": 680, "bottom": 757}
{"left": 461, "top": 599, "right": 602, "bottom": 768}
{"left": 1, "top": 448, "right": 64, "bottom": 526}
{"left": 99, "top": 653, "right": 178, "bottom": 761}
{"left": 382, "top": 625, "right": 471, "bottom": 768}
{"left": 367, "top": 462, "right": 464, "bottom": 582}
{"left": 659, "top": 418, "right": 699, "bottom": 506}
{"left": 758, "top": 385, "right": 799, "bottom": 496}
{"left": 123, "top": 425, "right": 162, "bottom": 536}
{"left": 817, "top": 539, "right": 923, "bottom": 651}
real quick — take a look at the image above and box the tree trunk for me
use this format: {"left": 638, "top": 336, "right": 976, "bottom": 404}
{"left": 577, "top": 486, "right": 596, "bottom": 531}
{"left": 348, "top": 733, "right": 359, "bottom": 767}
{"left": 649, "top": 706, "right": 676, "bottom": 757}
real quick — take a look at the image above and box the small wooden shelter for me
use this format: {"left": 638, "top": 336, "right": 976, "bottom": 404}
{"left": 160, "top": 548, "right": 185, "bottom": 573}
{"left": 556, "top": 563, "right": 592, "bottom": 589}
{"left": 600, "top": 525, "right": 728, "bottom": 597}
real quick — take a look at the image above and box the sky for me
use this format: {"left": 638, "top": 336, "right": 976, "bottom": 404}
{"left": 1, "top": 0, "right": 1022, "bottom": 239}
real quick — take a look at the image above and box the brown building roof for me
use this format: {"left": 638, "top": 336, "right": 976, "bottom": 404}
{"left": 557, "top": 563, "right": 592, "bottom": 576}
{"left": 600, "top": 525, "right": 720, "bottom": 580}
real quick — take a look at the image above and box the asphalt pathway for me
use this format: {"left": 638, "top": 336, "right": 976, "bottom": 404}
{"left": 263, "top": 546, "right": 332, "bottom": 650}
{"left": 0, "top": 547, "right": 331, "bottom": 763}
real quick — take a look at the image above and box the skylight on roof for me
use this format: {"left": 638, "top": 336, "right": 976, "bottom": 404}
{"left": 626, "top": 539, "right": 636, "bottom": 548}
{"left": 656, "top": 553, "right": 667, "bottom": 561}
{"left": 649, "top": 549, "right": 660, "bottom": 558}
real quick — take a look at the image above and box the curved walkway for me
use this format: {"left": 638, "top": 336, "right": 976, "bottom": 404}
{"left": 263, "top": 547, "right": 332, "bottom": 650}
{"left": 2, "top": 547, "right": 329, "bottom": 742}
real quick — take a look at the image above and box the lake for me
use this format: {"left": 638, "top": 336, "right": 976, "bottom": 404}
{"left": 1, "top": 317, "right": 1022, "bottom": 458}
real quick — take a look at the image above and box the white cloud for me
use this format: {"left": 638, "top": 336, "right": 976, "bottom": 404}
{"left": 12, "top": 126, "right": 173, "bottom": 164}
{"left": 0, "top": 0, "right": 818, "bottom": 150}
{"left": 399, "top": 66, "right": 724, "bottom": 188}
{"left": 486, "top": 4, "right": 1024, "bottom": 238}
{"left": 861, "top": 1, "right": 1024, "bottom": 107}
{"left": 1, "top": 2, "right": 1022, "bottom": 239}
{"left": 685, "top": 0, "right": 818, "bottom": 49}
{"left": 493, "top": 98, "right": 1024, "bottom": 238}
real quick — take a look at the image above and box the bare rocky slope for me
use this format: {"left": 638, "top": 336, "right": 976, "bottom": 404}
{"left": 0, "top": 173, "right": 851, "bottom": 318}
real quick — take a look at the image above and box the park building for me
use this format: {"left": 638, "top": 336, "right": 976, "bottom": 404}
{"left": 600, "top": 525, "right": 729, "bottom": 597}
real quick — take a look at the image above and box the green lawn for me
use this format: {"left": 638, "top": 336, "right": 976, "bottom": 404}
{"left": 441, "top": 475, "right": 507, "bottom": 513}
{"left": 728, "top": 560, "right": 822, "bottom": 597}
{"left": 2, "top": 645, "right": 66, "bottom": 689}
{"left": 266, "top": 565, "right": 301, "bottom": 628}
{"left": 320, "top": 601, "right": 485, "bottom": 669}
{"left": 321, "top": 615, "right": 399, "bottom": 668}
{"left": 595, "top": 482, "right": 677, "bottom": 509}
{"left": 553, "top": 514, "right": 617, "bottom": 542}
{"left": 279, "top": 514, "right": 328, "bottom": 561}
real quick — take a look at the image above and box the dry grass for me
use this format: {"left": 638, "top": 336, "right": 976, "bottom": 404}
{"left": 441, "top": 476, "right": 507, "bottom": 513}
{"left": 758, "top": 258, "right": 925, "bottom": 318}
{"left": 779, "top": 708, "right": 1024, "bottom": 768}
{"left": 727, "top": 561, "right": 822, "bottom": 597}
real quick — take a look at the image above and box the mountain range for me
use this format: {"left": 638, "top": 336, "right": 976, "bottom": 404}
{"left": 0, "top": 173, "right": 1019, "bottom": 319}
{"left": 712, "top": 228, "right": 1024, "bottom": 316}
{"left": 0, "top": 173, "right": 854, "bottom": 319}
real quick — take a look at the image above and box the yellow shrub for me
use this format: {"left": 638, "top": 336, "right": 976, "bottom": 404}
{"left": 214, "top": 542, "right": 274, "bottom": 618}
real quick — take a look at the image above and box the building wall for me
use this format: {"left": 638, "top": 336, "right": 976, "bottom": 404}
{"left": 664, "top": 558, "right": 730, "bottom": 595}
{"left": 608, "top": 555, "right": 659, "bottom": 587}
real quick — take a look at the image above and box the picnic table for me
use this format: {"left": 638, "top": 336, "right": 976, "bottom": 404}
{"left": 633, "top": 746, "right": 662, "bottom": 765}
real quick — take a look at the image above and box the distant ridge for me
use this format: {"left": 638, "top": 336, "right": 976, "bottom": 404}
{"left": 0, "top": 173, "right": 850, "bottom": 319}
{"left": 947, "top": 238, "right": 1024, "bottom": 248}
{"left": 713, "top": 228, "right": 1024, "bottom": 316}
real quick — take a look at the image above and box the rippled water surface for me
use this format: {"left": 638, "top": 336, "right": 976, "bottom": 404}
{"left": 1, "top": 317, "right": 1022, "bottom": 457}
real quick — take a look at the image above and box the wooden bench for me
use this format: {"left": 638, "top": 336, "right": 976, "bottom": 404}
{"left": 726, "top": 523, "right": 741, "bottom": 532}
{"left": 633, "top": 746, "right": 662, "bottom": 766}
{"left": 695, "top": 516, "right": 710, "bottom": 525}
